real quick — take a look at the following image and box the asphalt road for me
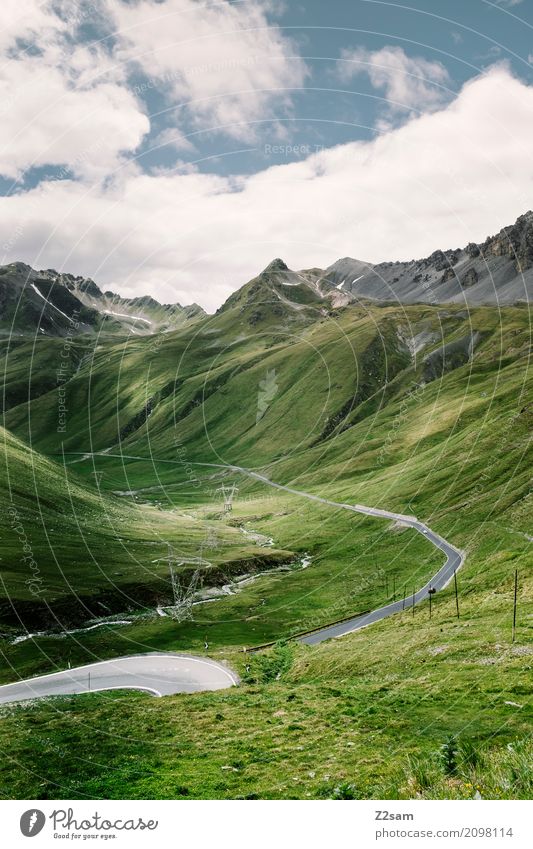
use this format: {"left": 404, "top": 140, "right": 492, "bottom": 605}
{"left": 0, "top": 653, "right": 238, "bottom": 705}
{"left": 61, "top": 452, "right": 465, "bottom": 646}
{"left": 194, "top": 463, "right": 465, "bottom": 645}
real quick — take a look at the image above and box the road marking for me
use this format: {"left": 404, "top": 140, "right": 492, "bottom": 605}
{"left": 0, "top": 653, "right": 239, "bottom": 699}
{"left": 58, "top": 452, "right": 465, "bottom": 645}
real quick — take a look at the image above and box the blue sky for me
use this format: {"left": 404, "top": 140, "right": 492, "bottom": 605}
{"left": 132, "top": 0, "right": 533, "bottom": 179}
{"left": 1, "top": 0, "right": 533, "bottom": 309}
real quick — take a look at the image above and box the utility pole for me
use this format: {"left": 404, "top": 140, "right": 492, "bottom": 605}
{"left": 166, "top": 547, "right": 210, "bottom": 622}
{"left": 412, "top": 587, "right": 416, "bottom": 617}
{"left": 428, "top": 587, "right": 436, "bottom": 619}
{"left": 402, "top": 587, "right": 406, "bottom": 610}
{"left": 454, "top": 569, "right": 460, "bottom": 619}
{"left": 512, "top": 569, "right": 518, "bottom": 643}
{"left": 216, "top": 483, "right": 239, "bottom": 515}
{"left": 92, "top": 471, "right": 104, "bottom": 489}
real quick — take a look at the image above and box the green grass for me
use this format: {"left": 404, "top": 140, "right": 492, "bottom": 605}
{"left": 0, "top": 490, "right": 443, "bottom": 678}
{"left": 0, "top": 520, "right": 530, "bottom": 799}
{"left": 0, "top": 426, "right": 293, "bottom": 630}
{"left": 0, "top": 300, "right": 530, "bottom": 799}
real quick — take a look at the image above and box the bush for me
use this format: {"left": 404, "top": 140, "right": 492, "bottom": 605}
{"left": 439, "top": 736, "right": 458, "bottom": 776}
{"left": 458, "top": 738, "right": 483, "bottom": 773}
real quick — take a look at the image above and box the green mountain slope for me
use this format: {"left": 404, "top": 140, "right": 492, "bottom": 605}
{"left": 0, "top": 262, "right": 205, "bottom": 338}
{"left": 0, "top": 295, "right": 530, "bottom": 643}
{"left": 0, "top": 426, "right": 293, "bottom": 630}
{"left": 0, "top": 278, "right": 530, "bottom": 802}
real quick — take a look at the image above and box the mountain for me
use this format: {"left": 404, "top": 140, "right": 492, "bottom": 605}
{"left": 0, "top": 263, "right": 205, "bottom": 338}
{"left": 0, "top": 247, "right": 530, "bottom": 801}
{"left": 1, "top": 290, "right": 530, "bottom": 801}
{"left": 323, "top": 211, "right": 533, "bottom": 305}
{"left": 2, "top": 212, "right": 531, "bottom": 344}
{"left": 214, "top": 210, "right": 533, "bottom": 318}
{"left": 217, "top": 257, "right": 353, "bottom": 328}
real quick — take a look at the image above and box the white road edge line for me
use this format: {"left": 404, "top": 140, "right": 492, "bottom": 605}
{"left": 0, "top": 653, "right": 238, "bottom": 691}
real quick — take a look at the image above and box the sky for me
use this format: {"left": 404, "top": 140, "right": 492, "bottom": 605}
{"left": 1, "top": 0, "right": 533, "bottom": 310}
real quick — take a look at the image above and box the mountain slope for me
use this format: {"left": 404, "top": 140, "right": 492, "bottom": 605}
{"left": 0, "top": 424, "right": 293, "bottom": 630}
{"left": 0, "top": 302, "right": 530, "bottom": 801}
{"left": 0, "top": 263, "right": 205, "bottom": 338}
{"left": 324, "top": 211, "right": 533, "bottom": 305}
{"left": 0, "top": 265, "right": 530, "bottom": 803}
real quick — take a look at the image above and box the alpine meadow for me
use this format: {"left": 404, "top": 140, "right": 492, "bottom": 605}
{"left": 0, "top": 0, "right": 531, "bottom": 819}
{"left": 0, "top": 215, "right": 531, "bottom": 800}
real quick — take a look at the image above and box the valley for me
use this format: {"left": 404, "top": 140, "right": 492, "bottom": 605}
{"left": 0, "top": 218, "right": 531, "bottom": 800}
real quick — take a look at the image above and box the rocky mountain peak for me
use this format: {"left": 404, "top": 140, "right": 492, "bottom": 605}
{"left": 261, "top": 258, "right": 289, "bottom": 274}
{"left": 480, "top": 210, "right": 533, "bottom": 273}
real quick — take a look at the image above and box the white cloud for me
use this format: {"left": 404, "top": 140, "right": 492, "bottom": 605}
{"left": 107, "top": 0, "right": 308, "bottom": 140}
{"left": 0, "top": 0, "right": 65, "bottom": 52}
{"left": 0, "top": 0, "right": 306, "bottom": 181}
{"left": 337, "top": 45, "right": 452, "bottom": 117}
{"left": 151, "top": 128, "right": 197, "bottom": 155}
{"left": 0, "top": 2, "right": 149, "bottom": 181}
{"left": 0, "top": 57, "right": 149, "bottom": 181}
{"left": 1, "top": 66, "right": 533, "bottom": 312}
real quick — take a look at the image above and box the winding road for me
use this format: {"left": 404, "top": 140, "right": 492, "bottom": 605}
{"left": 8, "top": 453, "right": 463, "bottom": 707}
{"left": 62, "top": 452, "right": 466, "bottom": 643}
{"left": 193, "top": 463, "right": 465, "bottom": 645}
{"left": 0, "top": 653, "right": 238, "bottom": 705}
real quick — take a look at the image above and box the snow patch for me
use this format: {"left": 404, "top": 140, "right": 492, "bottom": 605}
{"left": 31, "top": 284, "right": 73, "bottom": 323}
{"left": 103, "top": 309, "right": 152, "bottom": 325}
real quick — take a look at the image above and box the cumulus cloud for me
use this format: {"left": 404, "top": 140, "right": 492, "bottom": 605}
{"left": 337, "top": 45, "right": 452, "bottom": 119}
{"left": 107, "top": 0, "right": 308, "bottom": 140}
{"left": 0, "top": 0, "right": 65, "bottom": 52}
{"left": 0, "top": 59, "right": 149, "bottom": 181}
{"left": 0, "top": 0, "right": 304, "bottom": 181}
{"left": 1, "top": 66, "right": 532, "bottom": 311}
{"left": 0, "top": 1, "right": 149, "bottom": 181}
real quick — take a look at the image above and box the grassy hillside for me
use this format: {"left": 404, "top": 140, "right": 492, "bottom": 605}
{"left": 0, "top": 517, "right": 530, "bottom": 799}
{"left": 0, "top": 295, "right": 530, "bottom": 800}
{"left": 1, "top": 301, "right": 530, "bottom": 630}
{"left": 0, "top": 426, "right": 293, "bottom": 631}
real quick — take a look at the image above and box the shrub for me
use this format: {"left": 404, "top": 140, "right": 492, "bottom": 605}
{"left": 439, "top": 736, "right": 458, "bottom": 776}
